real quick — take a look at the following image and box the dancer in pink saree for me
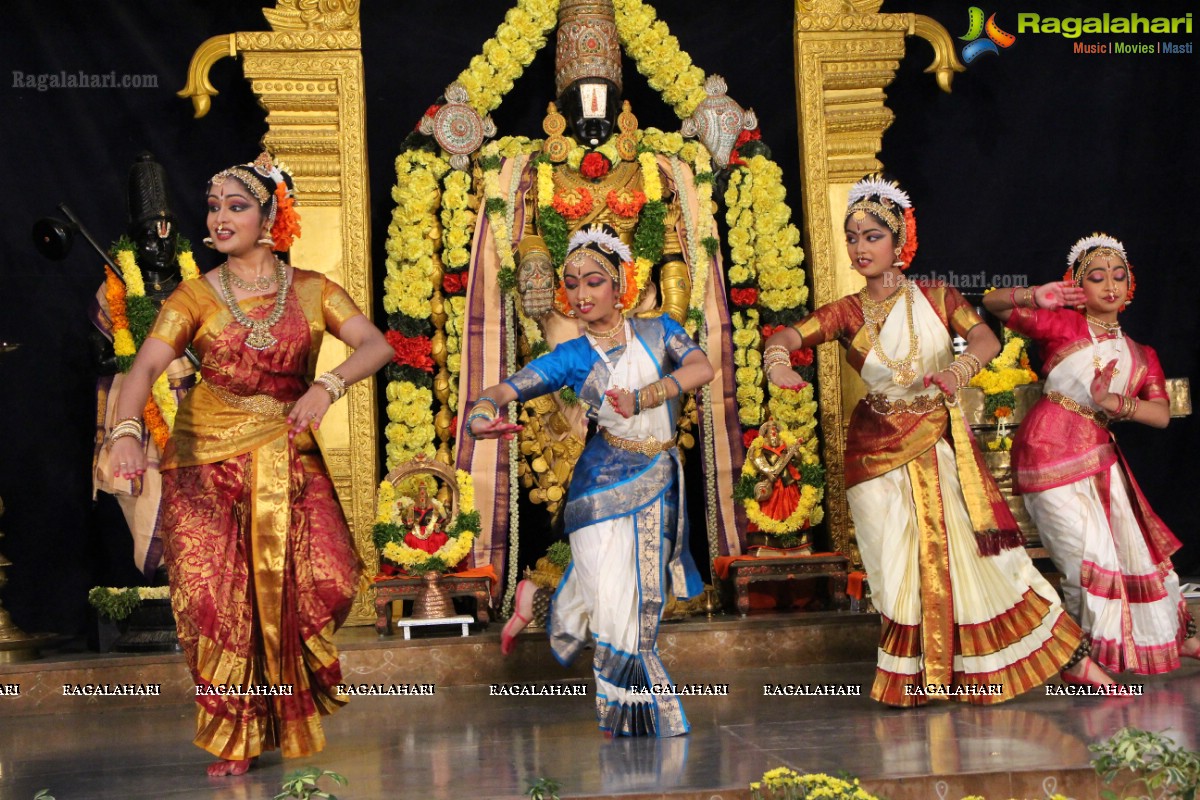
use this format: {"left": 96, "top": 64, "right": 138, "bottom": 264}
{"left": 984, "top": 233, "right": 1199, "bottom": 682}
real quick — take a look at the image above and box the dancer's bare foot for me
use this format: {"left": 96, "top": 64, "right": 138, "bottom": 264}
{"left": 207, "top": 758, "right": 254, "bottom": 777}
{"left": 1062, "top": 656, "right": 1115, "bottom": 687}
{"left": 500, "top": 579, "right": 536, "bottom": 656}
{"left": 1181, "top": 637, "right": 1200, "bottom": 660}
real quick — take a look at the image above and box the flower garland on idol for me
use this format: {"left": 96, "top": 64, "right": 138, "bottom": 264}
{"left": 382, "top": 0, "right": 824, "bottom": 534}
{"left": 106, "top": 236, "right": 200, "bottom": 450}
{"left": 373, "top": 470, "right": 480, "bottom": 574}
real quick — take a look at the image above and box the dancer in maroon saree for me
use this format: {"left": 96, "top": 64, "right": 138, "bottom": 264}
{"left": 108, "top": 153, "right": 392, "bottom": 775}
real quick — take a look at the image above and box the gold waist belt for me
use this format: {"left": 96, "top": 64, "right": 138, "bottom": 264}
{"left": 209, "top": 384, "right": 295, "bottom": 418}
{"left": 864, "top": 392, "right": 943, "bottom": 416}
{"left": 601, "top": 428, "right": 675, "bottom": 458}
{"left": 1045, "top": 391, "right": 1108, "bottom": 428}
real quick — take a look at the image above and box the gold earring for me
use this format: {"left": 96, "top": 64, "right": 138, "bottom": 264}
{"left": 202, "top": 237, "right": 216, "bottom": 249}
{"left": 616, "top": 101, "right": 639, "bottom": 162}
{"left": 258, "top": 236, "right": 275, "bottom": 248}
{"left": 543, "top": 102, "right": 569, "bottom": 163}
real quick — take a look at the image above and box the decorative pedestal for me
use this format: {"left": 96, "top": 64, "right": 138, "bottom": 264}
{"left": 374, "top": 575, "right": 493, "bottom": 636}
{"left": 727, "top": 554, "right": 850, "bottom": 617}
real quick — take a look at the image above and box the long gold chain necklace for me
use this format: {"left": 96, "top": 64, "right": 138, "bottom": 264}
{"left": 1088, "top": 318, "right": 1123, "bottom": 378}
{"left": 219, "top": 258, "right": 290, "bottom": 350}
{"left": 860, "top": 281, "right": 920, "bottom": 387}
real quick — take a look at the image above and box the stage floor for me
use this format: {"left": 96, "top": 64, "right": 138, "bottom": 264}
{"left": 1, "top": 656, "right": 1197, "bottom": 800}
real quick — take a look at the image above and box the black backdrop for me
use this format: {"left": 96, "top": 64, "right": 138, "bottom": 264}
{"left": 0, "top": 0, "right": 1195, "bottom": 634}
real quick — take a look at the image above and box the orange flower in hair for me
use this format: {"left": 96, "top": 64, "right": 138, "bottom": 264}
{"left": 617, "top": 261, "right": 639, "bottom": 310}
{"left": 271, "top": 182, "right": 302, "bottom": 252}
{"left": 898, "top": 208, "right": 918, "bottom": 269}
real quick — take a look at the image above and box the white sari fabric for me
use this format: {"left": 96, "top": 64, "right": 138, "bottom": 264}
{"left": 846, "top": 285, "right": 1076, "bottom": 705}
{"left": 1022, "top": 339, "right": 1188, "bottom": 674}
{"left": 548, "top": 320, "right": 699, "bottom": 737}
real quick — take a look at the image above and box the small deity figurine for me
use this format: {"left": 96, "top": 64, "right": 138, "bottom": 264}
{"left": 749, "top": 419, "right": 808, "bottom": 545}
{"left": 401, "top": 482, "right": 449, "bottom": 555}
{"left": 91, "top": 153, "right": 198, "bottom": 579}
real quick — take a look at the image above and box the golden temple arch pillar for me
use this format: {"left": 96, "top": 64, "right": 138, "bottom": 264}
{"left": 180, "top": 2, "right": 378, "bottom": 623}
{"left": 792, "top": 0, "right": 962, "bottom": 563}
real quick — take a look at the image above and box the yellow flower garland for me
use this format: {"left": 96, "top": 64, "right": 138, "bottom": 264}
{"left": 456, "top": 0, "right": 560, "bottom": 115}
{"left": 109, "top": 243, "right": 200, "bottom": 436}
{"left": 612, "top": 0, "right": 708, "bottom": 118}
{"left": 377, "top": 469, "right": 478, "bottom": 571}
{"left": 382, "top": 150, "right": 449, "bottom": 469}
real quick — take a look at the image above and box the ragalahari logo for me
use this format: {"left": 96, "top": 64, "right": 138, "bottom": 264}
{"left": 960, "top": 7, "right": 1017, "bottom": 63}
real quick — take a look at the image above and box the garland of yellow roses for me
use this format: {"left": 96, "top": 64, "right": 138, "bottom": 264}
{"left": 969, "top": 328, "right": 1038, "bottom": 420}
{"left": 373, "top": 470, "right": 480, "bottom": 573}
{"left": 439, "top": 168, "right": 476, "bottom": 417}
{"left": 107, "top": 236, "right": 200, "bottom": 450}
{"left": 381, "top": 150, "right": 446, "bottom": 469}
{"left": 612, "top": 0, "right": 708, "bottom": 118}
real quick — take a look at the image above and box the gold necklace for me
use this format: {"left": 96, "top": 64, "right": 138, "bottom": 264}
{"left": 860, "top": 282, "right": 920, "bottom": 387}
{"left": 225, "top": 263, "right": 275, "bottom": 292}
{"left": 586, "top": 318, "right": 625, "bottom": 340}
{"left": 219, "top": 258, "right": 290, "bottom": 350}
{"left": 1086, "top": 314, "right": 1120, "bottom": 333}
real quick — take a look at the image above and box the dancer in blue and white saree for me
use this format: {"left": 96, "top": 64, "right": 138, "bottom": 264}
{"left": 466, "top": 225, "right": 713, "bottom": 737}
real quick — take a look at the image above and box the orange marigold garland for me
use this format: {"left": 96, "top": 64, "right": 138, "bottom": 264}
{"left": 552, "top": 186, "right": 594, "bottom": 220}
{"left": 271, "top": 182, "right": 302, "bottom": 252}
{"left": 143, "top": 397, "right": 170, "bottom": 450}
{"left": 606, "top": 188, "right": 647, "bottom": 218}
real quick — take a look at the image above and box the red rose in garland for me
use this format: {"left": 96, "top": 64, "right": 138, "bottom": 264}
{"left": 730, "top": 287, "right": 758, "bottom": 307}
{"left": 385, "top": 331, "right": 434, "bottom": 372}
{"left": 580, "top": 151, "right": 611, "bottom": 180}
{"left": 442, "top": 272, "right": 467, "bottom": 295}
{"left": 729, "top": 129, "right": 763, "bottom": 167}
{"left": 791, "top": 347, "right": 814, "bottom": 367}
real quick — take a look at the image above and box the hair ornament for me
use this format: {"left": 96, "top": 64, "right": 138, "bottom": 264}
{"left": 848, "top": 174, "right": 912, "bottom": 210}
{"left": 566, "top": 224, "right": 632, "bottom": 265}
{"left": 1066, "top": 232, "right": 1126, "bottom": 271}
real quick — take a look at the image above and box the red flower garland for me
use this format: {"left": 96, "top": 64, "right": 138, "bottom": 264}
{"left": 790, "top": 347, "right": 814, "bottom": 367}
{"left": 743, "top": 428, "right": 760, "bottom": 450}
{"left": 442, "top": 272, "right": 467, "bottom": 295}
{"left": 385, "top": 331, "right": 434, "bottom": 372}
{"left": 580, "top": 152, "right": 611, "bottom": 180}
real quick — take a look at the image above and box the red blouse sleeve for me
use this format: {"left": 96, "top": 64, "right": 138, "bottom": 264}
{"left": 1006, "top": 306, "right": 1083, "bottom": 355}
{"left": 941, "top": 284, "right": 985, "bottom": 338}
{"left": 1138, "top": 343, "right": 1169, "bottom": 401}
{"left": 793, "top": 296, "right": 860, "bottom": 349}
